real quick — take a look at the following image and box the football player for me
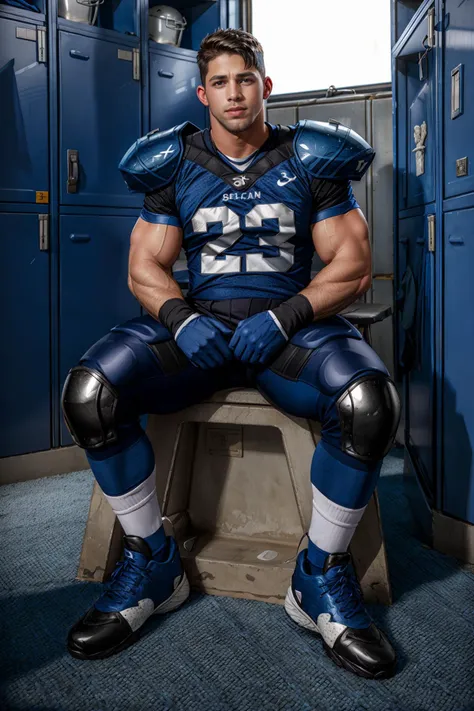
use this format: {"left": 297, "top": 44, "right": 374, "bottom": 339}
{"left": 62, "top": 28, "right": 400, "bottom": 679}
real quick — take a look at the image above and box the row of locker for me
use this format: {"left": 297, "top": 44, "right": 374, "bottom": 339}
{"left": 1, "top": 209, "right": 141, "bottom": 458}
{"left": 393, "top": 0, "right": 474, "bottom": 527}
{"left": 396, "top": 31, "right": 474, "bottom": 210}
{"left": 0, "top": 13, "right": 207, "bottom": 208}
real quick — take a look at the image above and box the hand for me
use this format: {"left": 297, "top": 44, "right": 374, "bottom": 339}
{"left": 229, "top": 311, "right": 288, "bottom": 365}
{"left": 175, "top": 315, "right": 234, "bottom": 369}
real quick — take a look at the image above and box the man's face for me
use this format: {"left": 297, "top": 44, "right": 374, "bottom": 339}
{"left": 198, "top": 53, "right": 272, "bottom": 135}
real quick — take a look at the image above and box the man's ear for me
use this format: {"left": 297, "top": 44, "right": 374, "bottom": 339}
{"left": 263, "top": 76, "right": 273, "bottom": 101}
{"left": 197, "top": 85, "right": 209, "bottom": 107}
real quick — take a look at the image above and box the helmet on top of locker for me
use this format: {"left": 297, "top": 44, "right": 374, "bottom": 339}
{"left": 149, "top": 5, "right": 187, "bottom": 47}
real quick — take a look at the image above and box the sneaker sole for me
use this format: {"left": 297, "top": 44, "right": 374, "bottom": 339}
{"left": 284, "top": 585, "right": 396, "bottom": 680}
{"left": 68, "top": 571, "right": 191, "bottom": 661}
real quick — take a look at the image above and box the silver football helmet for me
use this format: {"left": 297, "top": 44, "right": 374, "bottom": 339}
{"left": 149, "top": 5, "right": 187, "bottom": 47}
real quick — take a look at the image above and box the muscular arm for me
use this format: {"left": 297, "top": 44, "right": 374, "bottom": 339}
{"left": 299, "top": 208, "right": 372, "bottom": 320}
{"left": 128, "top": 217, "right": 184, "bottom": 320}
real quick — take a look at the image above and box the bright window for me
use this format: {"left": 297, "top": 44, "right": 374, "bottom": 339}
{"left": 251, "top": 0, "right": 391, "bottom": 96}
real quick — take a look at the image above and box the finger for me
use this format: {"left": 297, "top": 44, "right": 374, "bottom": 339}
{"left": 212, "top": 333, "right": 234, "bottom": 361}
{"left": 239, "top": 343, "right": 256, "bottom": 363}
{"left": 213, "top": 320, "right": 234, "bottom": 338}
{"left": 229, "top": 329, "right": 241, "bottom": 351}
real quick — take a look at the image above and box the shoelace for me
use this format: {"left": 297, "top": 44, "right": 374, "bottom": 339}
{"left": 101, "top": 557, "right": 152, "bottom": 605}
{"left": 319, "top": 562, "right": 365, "bottom": 620}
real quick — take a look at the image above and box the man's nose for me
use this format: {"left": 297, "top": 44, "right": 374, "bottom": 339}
{"left": 227, "top": 80, "right": 243, "bottom": 100}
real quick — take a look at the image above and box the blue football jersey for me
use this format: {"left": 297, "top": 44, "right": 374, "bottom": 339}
{"left": 141, "top": 123, "right": 360, "bottom": 302}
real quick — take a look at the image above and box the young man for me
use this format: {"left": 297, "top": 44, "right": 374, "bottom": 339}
{"left": 62, "top": 29, "right": 400, "bottom": 680}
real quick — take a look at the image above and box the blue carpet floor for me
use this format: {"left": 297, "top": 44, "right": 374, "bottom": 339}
{"left": 1, "top": 450, "right": 474, "bottom": 711}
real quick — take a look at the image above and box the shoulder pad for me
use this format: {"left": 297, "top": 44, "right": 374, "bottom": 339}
{"left": 119, "top": 122, "right": 200, "bottom": 192}
{"left": 294, "top": 119, "right": 375, "bottom": 181}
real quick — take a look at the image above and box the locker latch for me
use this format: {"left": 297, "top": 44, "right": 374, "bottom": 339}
{"left": 39, "top": 214, "right": 49, "bottom": 251}
{"left": 426, "top": 8, "right": 436, "bottom": 49}
{"left": 37, "top": 27, "right": 47, "bottom": 63}
{"left": 412, "top": 121, "right": 427, "bottom": 176}
{"left": 133, "top": 48, "right": 140, "bottom": 81}
{"left": 427, "top": 215, "right": 435, "bottom": 253}
{"left": 67, "top": 150, "right": 79, "bottom": 194}
{"left": 418, "top": 8, "right": 436, "bottom": 80}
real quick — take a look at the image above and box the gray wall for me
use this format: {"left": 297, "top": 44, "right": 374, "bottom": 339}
{"left": 267, "top": 93, "right": 395, "bottom": 377}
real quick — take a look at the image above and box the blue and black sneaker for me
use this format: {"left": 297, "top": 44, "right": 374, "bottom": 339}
{"left": 285, "top": 549, "right": 396, "bottom": 679}
{"left": 68, "top": 534, "right": 189, "bottom": 660}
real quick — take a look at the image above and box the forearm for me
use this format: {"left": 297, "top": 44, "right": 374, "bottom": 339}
{"left": 299, "top": 258, "right": 371, "bottom": 321}
{"left": 128, "top": 258, "right": 184, "bottom": 321}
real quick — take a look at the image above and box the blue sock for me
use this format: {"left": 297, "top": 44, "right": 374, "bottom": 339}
{"left": 306, "top": 539, "right": 331, "bottom": 575}
{"left": 143, "top": 526, "right": 169, "bottom": 560}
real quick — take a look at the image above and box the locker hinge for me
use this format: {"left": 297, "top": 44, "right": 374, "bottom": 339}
{"left": 427, "top": 214, "right": 435, "bottom": 252}
{"left": 37, "top": 27, "right": 47, "bottom": 63}
{"left": 133, "top": 48, "right": 140, "bottom": 81}
{"left": 39, "top": 214, "right": 49, "bottom": 251}
{"left": 426, "top": 7, "right": 436, "bottom": 48}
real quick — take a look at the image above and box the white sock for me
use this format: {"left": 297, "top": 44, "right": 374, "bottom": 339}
{"left": 102, "top": 468, "right": 163, "bottom": 539}
{"left": 308, "top": 484, "right": 367, "bottom": 552}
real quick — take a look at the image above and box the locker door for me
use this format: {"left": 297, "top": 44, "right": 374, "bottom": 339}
{"left": 0, "top": 212, "right": 51, "bottom": 457}
{"left": 397, "top": 214, "right": 436, "bottom": 498}
{"left": 150, "top": 49, "right": 207, "bottom": 132}
{"left": 443, "top": 208, "right": 474, "bottom": 524}
{"left": 398, "top": 54, "right": 435, "bottom": 210}
{"left": 443, "top": 0, "right": 474, "bottom": 199}
{"left": 0, "top": 18, "right": 48, "bottom": 204}
{"left": 59, "top": 213, "right": 141, "bottom": 445}
{"left": 59, "top": 32, "right": 141, "bottom": 207}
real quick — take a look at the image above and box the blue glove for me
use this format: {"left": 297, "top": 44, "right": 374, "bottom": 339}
{"left": 229, "top": 311, "right": 288, "bottom": 365}
{"left": 175, "top": 314, "right": 234, "bottom": 369}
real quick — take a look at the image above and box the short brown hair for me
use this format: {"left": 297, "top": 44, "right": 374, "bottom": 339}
{"left": 197, "top": 29, "right": 265, "bottom": 85}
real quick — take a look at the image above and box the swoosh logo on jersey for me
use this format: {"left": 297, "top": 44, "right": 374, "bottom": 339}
{"left": 277, "top": 171, "right": 297, "bottom": 187}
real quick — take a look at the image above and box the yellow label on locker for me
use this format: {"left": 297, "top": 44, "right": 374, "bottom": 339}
{"left": 36, "top": 191, "right": 49, "bottom": 204}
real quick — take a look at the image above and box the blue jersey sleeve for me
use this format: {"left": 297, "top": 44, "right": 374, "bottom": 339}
{"left": 141, "top": 183, "right": 182, "bottom": 227}
{"left": 310, "top": 179, "right": 360, "bottom": 225}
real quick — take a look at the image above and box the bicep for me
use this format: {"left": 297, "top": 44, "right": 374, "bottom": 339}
{"left": 311, "top": 208, "right": 370, "bottom": 269}
{"left": 129, "top": 217, "right": 183, "bottom": 276}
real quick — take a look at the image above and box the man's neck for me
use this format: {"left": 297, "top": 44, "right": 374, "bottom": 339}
{"left": 210, "top": 115, "right": 269, "bottom": 159}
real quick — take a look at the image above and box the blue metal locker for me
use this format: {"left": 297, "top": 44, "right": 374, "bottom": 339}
{"left": 59, "top": 213, "right": 141, "bottom": 445}
{"left": 397, "top": 54, "right": 436, "bottom": 211}
{"left": 443, "top": 0, "right": 474, "bottom": 199}
{"left": 397, "top": 212, "right": 436, "bottom": 498}
{"left": 0, "top": 211, "right": 51, "bottom": 457}
{"left": 443, "top": 207, "right": 474, "bottom": 524}
{"left": 59, "top": 30, "right": 141, "bottom": 207}
{"left": 149, "top": 44, "right": 207, "bottom": 132}
{"left": 0, "top": 15, "right": 48, "bottom": 204}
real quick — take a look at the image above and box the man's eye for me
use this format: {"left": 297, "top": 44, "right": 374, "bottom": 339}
{"left": 214, "top": 81, "right": 224, "bottom": 87}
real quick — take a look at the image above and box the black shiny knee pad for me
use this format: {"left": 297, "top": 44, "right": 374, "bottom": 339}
{"left": 61, "top": 366, "right": 119, "bottom": 450}
{"left": 336, "top": 373, "right": 401, "bottom": 463}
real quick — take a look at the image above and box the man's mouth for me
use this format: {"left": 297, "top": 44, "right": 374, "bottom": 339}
{"left": 226, "top": 107, "right": 246, "bottom": 115}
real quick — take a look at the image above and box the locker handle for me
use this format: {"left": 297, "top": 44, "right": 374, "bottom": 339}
{"left": 416, "top": 237, "right": 425, "bottom": 244}
{"left": 67, "top": 149, "right": 79, "bottom": 194}
{"left": 70, "top": 50, "right": 90, "bottom": 61}
{"left": 448, "top": 236, "right": 464, "bottom": 245}
{"left": 158, "top": 70, "right": 174, "bottom": 78}
{"left": 70, "top": 234, "right": 91, "bottom": 243}
{"left": 400, "top": 237, "right": 409, "bottom": 244}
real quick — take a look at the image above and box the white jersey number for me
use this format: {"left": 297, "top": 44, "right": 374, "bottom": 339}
{"left": 192, "top": 203, "right": 296, "bottom": 275}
